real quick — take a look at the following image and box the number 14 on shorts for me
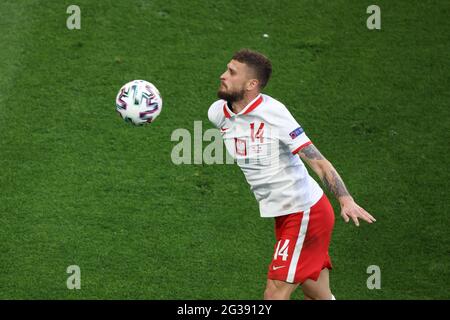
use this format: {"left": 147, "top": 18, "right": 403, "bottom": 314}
{"left": 274, "top": 239, "right": 290, "bottom": 261}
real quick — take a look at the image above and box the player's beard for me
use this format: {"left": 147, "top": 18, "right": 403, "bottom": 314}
{"left": 217, "top": 86, "right": 245, "bottom": 103}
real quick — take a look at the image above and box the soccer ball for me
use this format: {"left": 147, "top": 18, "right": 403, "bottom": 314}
{"left": 116, "top": 80, "right": 163, "bottom": 125}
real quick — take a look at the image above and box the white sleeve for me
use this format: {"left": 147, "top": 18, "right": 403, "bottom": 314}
{"left": 207, "top": 100, "right": 225, "bottom": 129}
{"left": 275, "top": 104, "right": 312, "bottom": 154}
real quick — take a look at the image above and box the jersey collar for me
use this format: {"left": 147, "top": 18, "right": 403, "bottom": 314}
{"left": 223, "top": 94, "right": 263, "bottom": 119}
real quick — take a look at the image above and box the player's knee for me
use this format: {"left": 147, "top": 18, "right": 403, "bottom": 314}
{"left": 264, "top": 288, "right": 286, "bottom": 300}
{"left": 304, "top": 289, "right": 333, "bottom": 300}
{"left": 264, "top": 286, "right": 291, "bottom": 300}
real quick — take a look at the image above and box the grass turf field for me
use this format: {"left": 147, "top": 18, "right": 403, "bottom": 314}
{"left": 0, "top": 0, "right": 449, "bottom": 299}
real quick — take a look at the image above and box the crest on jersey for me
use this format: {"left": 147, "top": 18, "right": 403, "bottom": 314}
{"left": 234, "top": 138, "right": 247, "bottom": 156}
{"left": 289, "top": 127, "right": 304, "bottom": 139}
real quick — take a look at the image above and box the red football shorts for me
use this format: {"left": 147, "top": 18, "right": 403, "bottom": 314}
{"left": 267, "top": 193, "right": 335, "bottom": 284}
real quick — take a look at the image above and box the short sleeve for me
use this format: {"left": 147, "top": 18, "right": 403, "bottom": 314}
{"left": 276, "top": 105, "right": 312, "bottom": 154}
{"left": 208, "top": 100, "right": 225, "bottom": 129}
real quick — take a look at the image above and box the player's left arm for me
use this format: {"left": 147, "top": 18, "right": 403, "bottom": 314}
{"left": 298, "top": 144, "right": 376, "bottom": 226}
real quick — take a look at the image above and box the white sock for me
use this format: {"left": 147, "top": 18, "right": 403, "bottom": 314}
{"left": 331, "top": 294, "right": 336, "bottom": 300}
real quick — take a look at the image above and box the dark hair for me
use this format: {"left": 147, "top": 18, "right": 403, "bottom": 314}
{"left": 232, "top": 49, "right": 272, "bottom": 89}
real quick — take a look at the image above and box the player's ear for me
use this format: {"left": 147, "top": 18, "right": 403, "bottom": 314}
{"left": 247, "top": 78, "right": 259, "bottom": 91}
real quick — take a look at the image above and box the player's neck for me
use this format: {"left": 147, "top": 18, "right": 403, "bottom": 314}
{"left": 231, "top": 92, "right": 260, "bottom": 114}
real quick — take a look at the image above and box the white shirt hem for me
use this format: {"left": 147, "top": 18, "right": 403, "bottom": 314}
{"left": 259, "top": 189, "right": 324, "bottom": 218}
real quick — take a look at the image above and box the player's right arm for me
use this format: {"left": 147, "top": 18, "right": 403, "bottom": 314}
{"left": 208, "top": 100, "right": 225, "bottom": 129}
{"left": 297, "top": 144, "right": 376, "bottom": 226}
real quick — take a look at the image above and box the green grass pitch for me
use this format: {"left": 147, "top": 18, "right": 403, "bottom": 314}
{"left": 0, "top": 0, "right": 448, "bottom": 299}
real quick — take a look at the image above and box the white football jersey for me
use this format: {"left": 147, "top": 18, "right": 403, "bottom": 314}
{"left": 208, "top": 93, "right": 323, "bottom": 218}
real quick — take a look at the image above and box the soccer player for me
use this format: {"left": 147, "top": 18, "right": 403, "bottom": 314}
{"left": 208, "top": 49, "right": 376, "bottom": 300}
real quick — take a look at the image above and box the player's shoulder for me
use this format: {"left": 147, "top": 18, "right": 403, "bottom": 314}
{"left": 208, "top": 99, "right": 226, "bottom": 127}
{"left": 261, "top": 94, "right": 293, "bottom": 118}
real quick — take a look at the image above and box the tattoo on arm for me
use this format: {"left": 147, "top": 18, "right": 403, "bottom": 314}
{"left": 321, "top": 170, "right": 350, "bottom": 198}
{"left": 299, "top": 145, "right": 325, "bottom": 160}
{"left": 299, "top": 145, "right": 350, "bottom": 198}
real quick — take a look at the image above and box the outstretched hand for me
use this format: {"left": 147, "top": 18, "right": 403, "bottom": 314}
{"left": 340, "top": 197, "right": 376, "bottom": 227}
